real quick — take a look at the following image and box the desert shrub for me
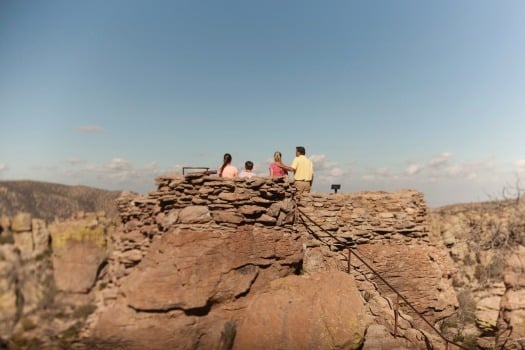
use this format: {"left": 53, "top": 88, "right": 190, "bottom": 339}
{"left": 462, "top": 254, "right": 474, "bottom": 266}
{"left": 457, "top": 289, "right": 476, "bottom": 324}
{"left": 454, "top": 334, "right": 479, "bottom": 350}
{"left": 452, "top": 275, "right": 465, "bottom": 288}
{"left": 7, "top": 335, "right": 43, "bottom": 350}
{"left": 57, "top": 322, "right": 83, "bottom": 348}
{"left": 0, "top": 233, "right": 14, "bottom": 245}
{"left": 441, "top": 317, "right": 458, "bottom": 330}
{"left": 72, "top": 304, "right": 97, "bottom": 320}
{"left": 38, "top": 275, "right": 57, "bottom": 310}
{"left": 34, "top": 248, "right": 52, "bottom": 262}
{"left": 20, "top": 317, "right": 37, "bottom": 332}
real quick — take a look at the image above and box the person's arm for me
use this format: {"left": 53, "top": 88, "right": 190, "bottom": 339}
{"left": 277, "top": 161, "right": 294, "bottom": 172}
{"left": 270, "top": 166, "right": 274, "bottom": 176}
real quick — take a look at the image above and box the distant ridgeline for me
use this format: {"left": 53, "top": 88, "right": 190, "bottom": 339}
{"left": 0, "top": 180, "right": 122, "bottom": 222}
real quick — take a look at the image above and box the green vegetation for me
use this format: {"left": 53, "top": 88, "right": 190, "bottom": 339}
{"left": 7, "top": 335, "right": 43, "bottom": 350}
{"left": 72, "top": 304, "right": 97, "bottom": 320}
{"left": 20, "top": 317, "right": 37, "bottom": 332}
{"left": 0, "top": 233, "right": 14, "bottom": 245}
{"left": 51, "top": 224, "right": 106, "bottom": 249}
{"left": 34, "top": 248, "right": 52, "bottom": 262}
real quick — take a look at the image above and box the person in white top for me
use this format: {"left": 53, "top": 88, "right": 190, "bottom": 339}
{"left": 239, "top": 161, "right": 256, "bottom": 178}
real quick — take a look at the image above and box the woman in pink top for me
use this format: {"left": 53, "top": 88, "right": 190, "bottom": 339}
{"left": 269, "top": 151, "right": 288, "bottom": 177}
{"left": 219, "top": 153, "right": 238, "bottom": 178}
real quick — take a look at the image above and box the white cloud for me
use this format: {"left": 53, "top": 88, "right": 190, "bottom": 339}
{"left": 76, "top": 125, "right": 106, "bottom": 133}
{"left": 360, "top": 154, "right": 499, "bottom": 186}
{"left": 107, "top": 158, "right": 132, "bottom": 171}
{"left": 329, "top": 167, "right": 345, "bottom": 177}
{"left": 0, "top": 162, "right": 7, "bottom": 172}
{"left": 429, "top": 152, "right": 453, "bottom": 168}
{"left": 310, "top": 154, "right": 330, "bottom": 170}
{"left": 64, "top": 157, "right": 184, "bottom": 191}
{"left": 66, "top": 157, "right": 82, "bottom": 165}
{"left": 362, "top": 167, "right": 394, "bottom": 181}
{"left": 513, "top": 159, "right": 525, "bottom": 173}
{"left": 404, "top": 163, "right": 424, "bottom": 175}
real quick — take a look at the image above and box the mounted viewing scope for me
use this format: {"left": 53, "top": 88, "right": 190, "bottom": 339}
{"left": 331, "top": 184, "right": 341, "bottom": 193}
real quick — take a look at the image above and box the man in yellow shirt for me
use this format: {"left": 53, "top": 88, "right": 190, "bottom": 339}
{"left": 281, "top": 146, "right": 314, "bottom": 195}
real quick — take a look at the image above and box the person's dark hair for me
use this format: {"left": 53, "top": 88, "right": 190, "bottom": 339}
{"left": 245, "top": 161, "right": 253, "bottom": 170}
{"left": 296, "top": 146, "right": 306, "bottom": 155}
{"left": 219, "top": 153, "right": 232, "bottom": 176}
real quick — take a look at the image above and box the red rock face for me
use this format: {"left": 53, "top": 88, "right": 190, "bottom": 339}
{"left": 233, "top": 271, "right": 369, "bottom": 350}
{"left": 85, "top": 175, "right": 451, "bottom": 349}
{"left": 121, "top": 228, "right": 303, "bottom": 311}
{"left": 52, "top": 239, "right": 107, "bottom": 293}
{"left": 355, "top": 242, "right": 458, "bottom": 327}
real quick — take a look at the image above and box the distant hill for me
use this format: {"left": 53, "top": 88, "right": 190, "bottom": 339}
{"left": 0, "top": 180, "right": 123, "bottom": 222}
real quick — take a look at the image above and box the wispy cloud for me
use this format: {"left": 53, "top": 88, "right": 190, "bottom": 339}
{"left": 429, "top": 152, "right": 453, "bottom": 168}
{"left": 59, "top": 157, "right": 183, "bottom": 192}
{"left": 362, "top": 152, "right": 499, "bottom": 184}
{"left": 404, "top": 163, "right": 424, "bottom": 176}
{"left": 362, "top": 167, "right": 394, "bottom": 181}
{"left": 76, "top": 125, "right": 107, "bottom": 133}
{"left": 513, "top": 159, "right": 525, "bottom": 173}
{"left": 107, "top": 158, "right": 132, "bottom": 172}
{"left": 0, "top": 162, "right": 7, "bottom": 172}
{"left": 66, "top": 157, "right": 82, "bottom": 165}
{"left": 310, "top": 154, "right": 349, "bottom": 183}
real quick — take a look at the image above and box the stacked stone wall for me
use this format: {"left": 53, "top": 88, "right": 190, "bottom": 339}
{"left": 297, "top": 190, "right": 428, "bottom": 251}
{"left": 108, "top": 173, "right": 428, "bottom": 288}
{"left": 108, "top": 173, "right": 297, "bottom": 286}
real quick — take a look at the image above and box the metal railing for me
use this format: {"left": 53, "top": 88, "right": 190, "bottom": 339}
{"left": 297, "top": 207, "right": 468, "bottom": 350}
{"left": 182, "top": 167, "right": 217, "bottom": 175}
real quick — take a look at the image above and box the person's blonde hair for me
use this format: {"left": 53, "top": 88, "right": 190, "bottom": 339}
{"left": 274, "top": 151, "right": 282, "bottom": 162}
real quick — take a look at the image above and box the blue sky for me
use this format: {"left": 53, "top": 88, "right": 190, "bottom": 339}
{"left": 1, "top": 0, "right": 524, "bottom": 207}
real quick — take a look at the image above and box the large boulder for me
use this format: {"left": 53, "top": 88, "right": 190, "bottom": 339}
{"left": 88, "top": 227, "right": 304, "bottom": 349}
{"left": 121, "top": 228, "right": 303, "bottom": 311}
{"left": 49, "top": 214, "right": 110, "bottom": 293}
{"left": 233, "top": 271, "right": 370, "bottom": 350}
{"left": 11, "top": 212, "right": 31, "bottom": 232}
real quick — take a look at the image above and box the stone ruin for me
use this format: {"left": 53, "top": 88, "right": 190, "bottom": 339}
{"left": 81, "top": 172, "right": 459, "bottom": 349}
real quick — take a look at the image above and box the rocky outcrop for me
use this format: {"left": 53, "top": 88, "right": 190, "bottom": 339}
{"left": 84, "top": 173, "right": 455, "bottom": 349}
{"left": 49, "top": 212, "right": 112, "bottom": 293}
{"left": 0, "top": 210, "right": 115, "bottom": 346}
{"left": 0, "top": 245, "right": 21, "bottom": 336}
{"left": 233, "top": 271, "right": 369, "bottom": 350}
{"left": 1, "top": 173, "right": 472, "bottom": 349}
{"left": 297, "top": 190, "right": 458, "bottom": 341}
{"left": 430, "top": 199, "right": 525, "bottom": 348}
{"left": 496, "top": 245, "right": 525, "bottom": 349}
{"left": 355, "top": 242, "right": 458, "bottom": 327}
{"left": 122, "top": 227, "right": 302, "bottom": 311}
